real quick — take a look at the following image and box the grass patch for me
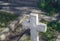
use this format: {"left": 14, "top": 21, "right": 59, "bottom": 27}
{"left": 0, "top": 11, "right": 18, "bottom": 31}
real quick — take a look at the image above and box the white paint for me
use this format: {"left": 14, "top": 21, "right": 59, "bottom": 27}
{"left": 22, "top": 13, "right": 47, "bottom": 41}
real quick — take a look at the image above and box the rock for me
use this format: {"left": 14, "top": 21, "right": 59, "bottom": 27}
{"left": 0, "top": 34, "right": 6, "bottom": 40}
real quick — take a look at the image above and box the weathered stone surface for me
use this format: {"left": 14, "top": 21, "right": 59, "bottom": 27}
{"left": 22, "top": 13, "right": 47, "bottom": 41}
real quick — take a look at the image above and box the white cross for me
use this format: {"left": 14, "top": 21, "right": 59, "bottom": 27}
{"left": 22, "top": 13, "right": 47, "bottom": 41}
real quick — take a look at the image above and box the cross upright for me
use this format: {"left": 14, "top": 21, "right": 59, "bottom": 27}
{"left": 22, "top": 13, "right": 47, "bottom": 41}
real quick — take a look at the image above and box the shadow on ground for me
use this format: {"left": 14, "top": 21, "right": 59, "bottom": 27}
{"left": 0, "top": 0, "right": 40, "bottom": 15}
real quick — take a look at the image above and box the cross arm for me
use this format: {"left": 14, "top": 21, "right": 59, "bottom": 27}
{"left": 36, "top": 23, "right": 47, "bottom": 32}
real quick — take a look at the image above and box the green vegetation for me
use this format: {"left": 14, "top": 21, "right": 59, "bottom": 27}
{"left": 38, "top": 0, "right": 60, "bottom": 41}
{"left": 38, "top": 0, "right": 59, "bottom": 16}
{"left": 0, "top": 11, "right": 18, "bottom": 31}
{"left": 48, "top": 21, "right": 60, "bottom": 31}
{"left": 0, "top": 0, "right": 60, "bottom": 41}
{"left": 39, "top": 21, "right": 58, "bottom": 41}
